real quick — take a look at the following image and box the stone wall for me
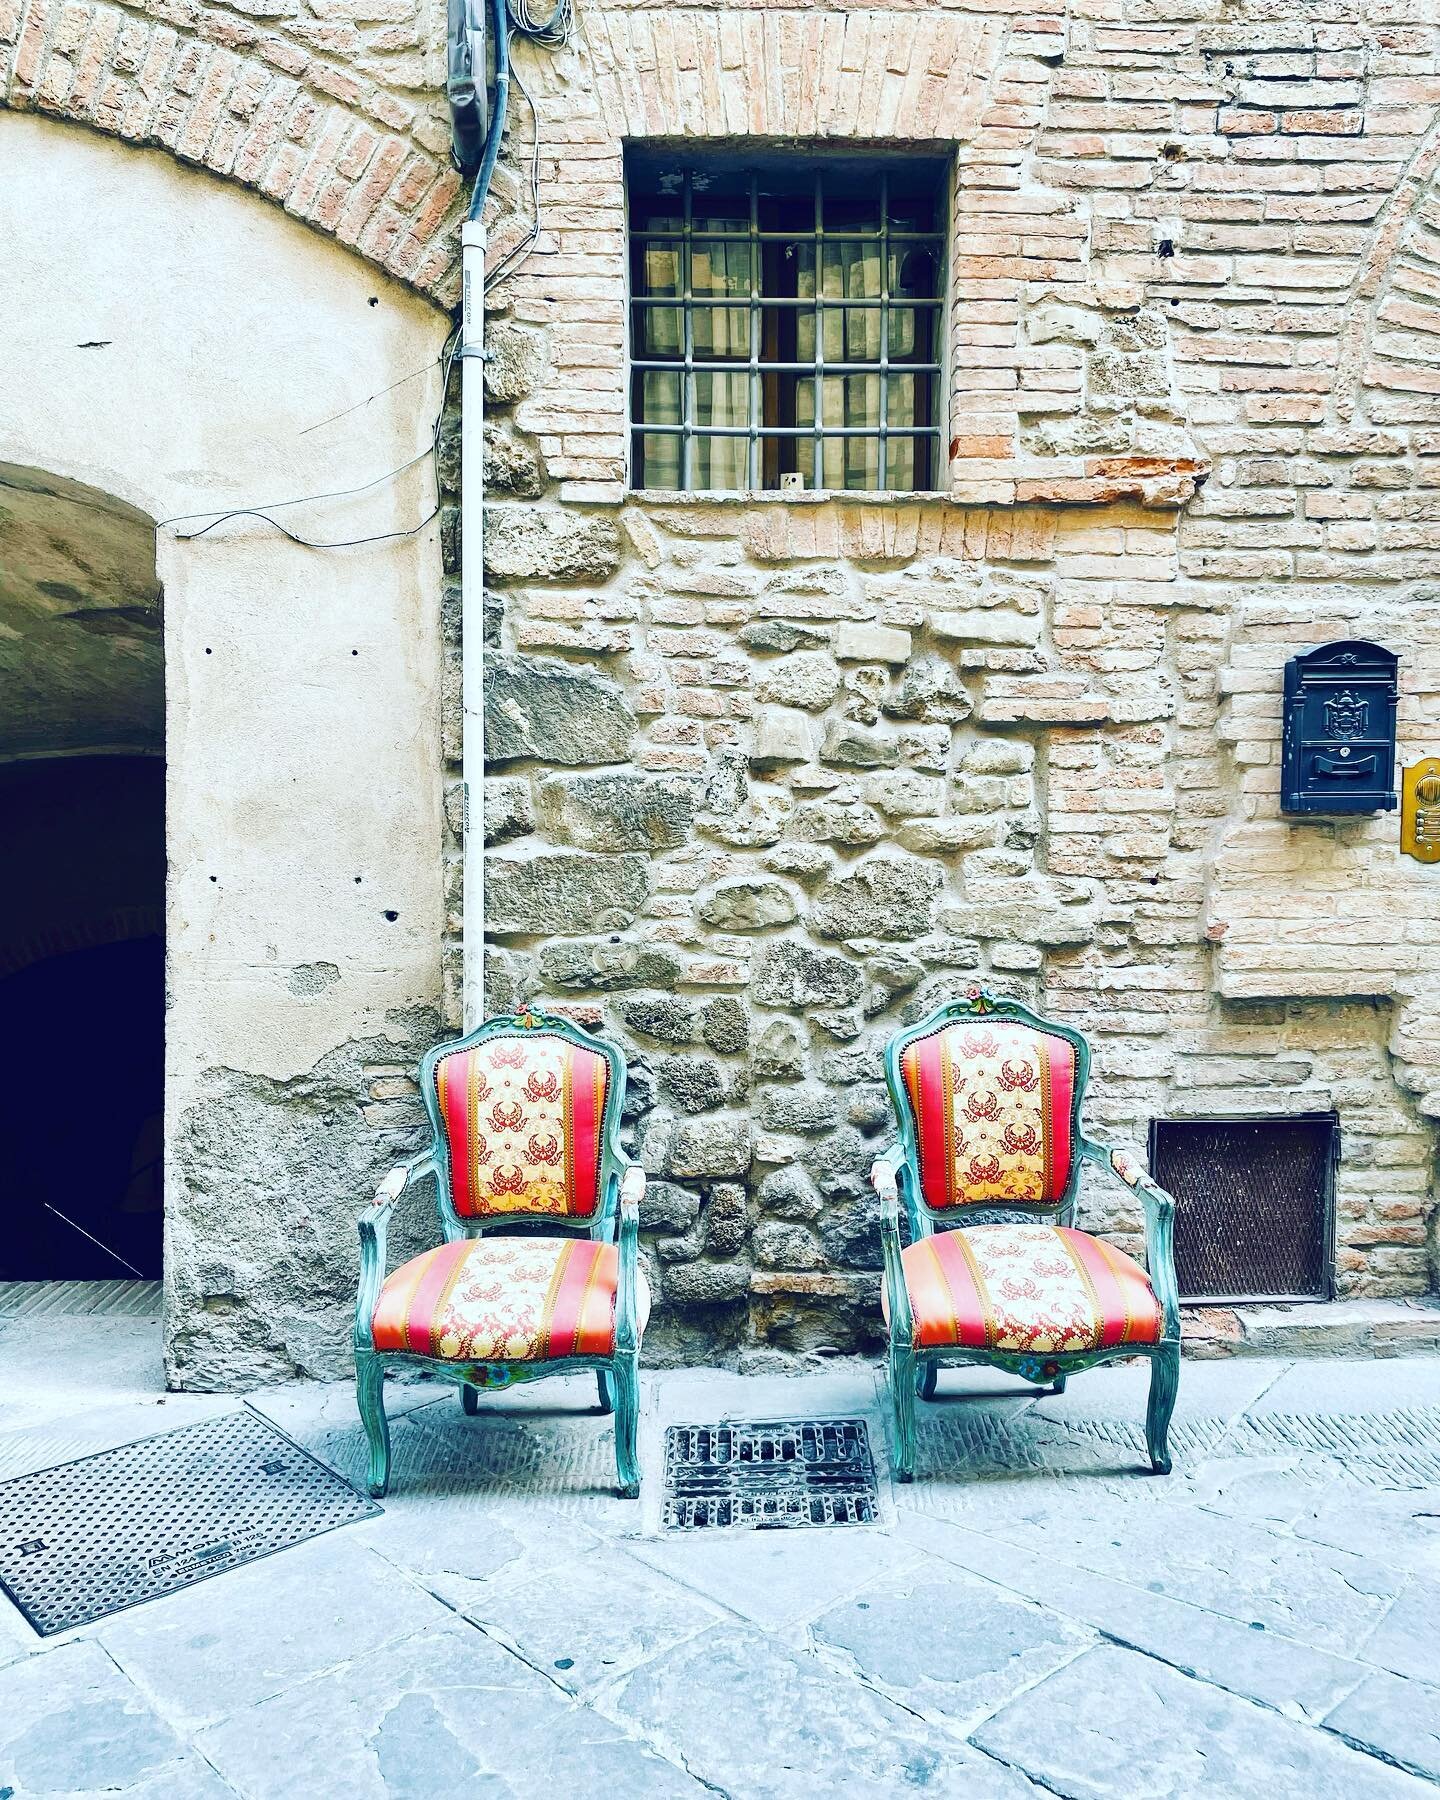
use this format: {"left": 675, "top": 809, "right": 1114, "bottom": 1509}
{"left": 465, "top": 0, "right": 1440, "bottom": 1361}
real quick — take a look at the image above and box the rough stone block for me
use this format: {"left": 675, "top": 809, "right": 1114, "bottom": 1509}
{"left": 665, "top": 1112, "right": 753, "bottom": 1178}
{"left": 753, "top": 1220, "right": 824, "bottom": 1269}
{"left": 821, "top": 720, "right": 899, "bottom": 769}
{"left": 485, "top": 654, "right": 635, "bottom": 766}
{"left": 484, "top": 506, "right": 621, "bottom": 582}
{"left": 537, "top": 770, "right": 702, "bottom": 851}
{"left": 483, "top": 775, "right": 534, "bottom": 844}
{"left": 753, "top": 940, "right": 864, "bottom": 1008}
{"left": 486, "top": 850, "right": 649, "bottom": 935}
{"left": 751, "top": 706, "right": 813, "bottom": 767}
{"left": 833, "top": 621, "right": 912, "bottom": 664}
{"left": 813, "top": 853, "right": 944, "bottom": 942}
{"left": 483, "top": 321, "right": 546, "bottom": 404}
{"left": 931, "top": 608, "right": 1043, "bottom": 647}
{"left": 700, "top": 996, "right": 749, "bottom": 1054}
{"left": 657, "top": 1056, "right": 728, "bottom": 1116}
{"left": 789, "top": 798, "right": 887, "bottom": 846}
{"left": 661, "top": 1260, "right": 751, "bottom": 1305}
{"left": 754, "top": 651, "right": 842, "bottom": 711}
{"left": 538, "top": 937, "right": 683, "bottom": 991}
{"left": 757, "top": 1162, "right": 823, "bottom": 1220}
{"left": 699, "top": 877, "right": 798, "bottom": 931}
{"left": 483, "top": 421, "right": 545, "bottom": 499}
{"left": 640, "top": 1178, "right": 701, "bottom": 1234}
{"left": 751, "top": 1017, "right": 809, "bottom": 1081}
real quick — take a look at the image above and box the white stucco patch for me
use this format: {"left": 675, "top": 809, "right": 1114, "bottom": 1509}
{"left": 0, "top": 113, "right": 448, "bottom": 1086}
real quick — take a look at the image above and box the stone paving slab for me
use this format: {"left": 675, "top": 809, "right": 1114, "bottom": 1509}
{"left": 5, "top": 1337, "right": 1440, "bottom": 1797}
{"left": 0, "top": 1639, "right": 235, "bottom": 1799}
{"left": 1325, "top": 1670, "right": 1440, "bottom": 1784}
{"left": 98, "top": 1536, "right": 453, "bottom": 1734}
{"left": 194, "top": 1621, "right": 707, "bottom": 1800}
{"left": 972, "top": 1642, "right": 1436, "bottom": 1799}
{"left": 601, "top": 1620, "right": 1045, "bottom": 1797}
{"left": 806, "top": 1559, "right": 1092, "bottom": 1735}
{"left": 896, "top": 1512, "right": 1369, "bottom": 1725}
{"left": 460, "top": 1546, "right": 726, "bottom": 1698}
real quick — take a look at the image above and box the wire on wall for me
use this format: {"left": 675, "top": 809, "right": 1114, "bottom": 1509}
{"left": 158, "top": 0, "right": 567, "bottom": 549}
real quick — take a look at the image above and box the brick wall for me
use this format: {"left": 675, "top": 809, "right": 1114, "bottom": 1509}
{"left": 0, "top": 0, "right": 461, "bottom": 294}
{"left": 466, "top": 0, "right": 1440, "bottom": 1359}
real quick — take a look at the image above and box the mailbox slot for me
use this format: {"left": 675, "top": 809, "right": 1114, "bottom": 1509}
{"left": 1280, "top": 639, "right": 1398, "bottom": 816}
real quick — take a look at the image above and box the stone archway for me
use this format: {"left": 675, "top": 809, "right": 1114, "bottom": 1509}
{"left": 0, "top": 111, "right": 449, "bottom": 1383}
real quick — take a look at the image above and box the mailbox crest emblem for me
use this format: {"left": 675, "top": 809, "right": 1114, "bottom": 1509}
{"left": 1323, "top": 691, "right": 1369, "bottom": 740}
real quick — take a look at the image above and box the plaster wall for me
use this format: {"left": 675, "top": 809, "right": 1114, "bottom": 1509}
{"left": 0, "top": 113, "right": 448, "bottom": 1382}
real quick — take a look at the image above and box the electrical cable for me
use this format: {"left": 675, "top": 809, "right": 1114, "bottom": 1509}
{"left": 160, "top": 324, "right": 460, "bottom": 549}
{"left": 483, "top": 44, "right": 544, "bottom": 295}
{"left": 154, "top": 0, "right": 566, "bottom": 552}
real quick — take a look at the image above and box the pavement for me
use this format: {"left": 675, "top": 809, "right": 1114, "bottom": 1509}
{"left": 2, "top": 1293, "right": 1440, "bottom": 1797}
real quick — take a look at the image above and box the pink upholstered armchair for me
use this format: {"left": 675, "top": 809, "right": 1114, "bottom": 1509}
{"left": 354, "top": 1010, "right": 648, "bottom": 1498}
{"left": 872, "top": 988, "right": 1181, "bottom": 1481}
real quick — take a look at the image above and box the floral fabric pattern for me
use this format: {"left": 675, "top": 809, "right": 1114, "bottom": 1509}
{"left": 435, "top": 1032, "right": 608, "bottom": 1220}
{"left": 885, "top": 1222, "right": 1162, "bottom": 1354}
{"left": 371, "top": 1235, "right": 650, "bottom": 1362}
{"left": 900, "top": 1021, "right": 1075, "bottom": 1209}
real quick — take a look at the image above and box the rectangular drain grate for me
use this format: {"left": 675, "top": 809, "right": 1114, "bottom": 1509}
{"left": 0, "top": 1408, "right": 379, "bottom": 1635}
{"left": 663, "top": 1417, "right": 879, "bottom": 1531}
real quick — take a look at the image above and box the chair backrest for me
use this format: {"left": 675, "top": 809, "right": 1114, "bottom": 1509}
{"left": 886, "top": 989, "right": 1088, "bottom": 1221}
{"left": 420, "top": 1012, "right": 624, "bottom": 1229}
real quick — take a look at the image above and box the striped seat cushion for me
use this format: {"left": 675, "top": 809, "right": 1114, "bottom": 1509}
{"left": 884, "top": 1223, "right": 1161, "bottom": 1355}
{"left": 372, "top": 1237, "right": 650, "bottom": 1362}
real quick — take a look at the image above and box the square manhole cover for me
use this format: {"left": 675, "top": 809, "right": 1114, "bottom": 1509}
{"left": 0, "top": 1408, "right": 379, "bottom": 1635}
{"left": 662, "top": 1418, "right": 879, "bottom": 1531}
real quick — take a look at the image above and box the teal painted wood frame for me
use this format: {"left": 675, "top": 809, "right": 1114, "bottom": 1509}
{"left": 354, "top": 1009, "right": 644, "bottom": 1499}
{"left": 873, "top": 986, "right": 1182, "bottom": 1482}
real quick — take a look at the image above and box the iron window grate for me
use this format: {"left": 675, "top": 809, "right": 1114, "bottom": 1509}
{"left": 0, "top": 1408, "right": 379, "bottom": 1635}
{"left": 662, "top": 1417, "right": 879, "bottom": 1531}
{"left": 628, "top": 154, "right": 947, "bottom": 494}
{"left": 1150, "top": 1114, "right": 1337, "bottom": 1303}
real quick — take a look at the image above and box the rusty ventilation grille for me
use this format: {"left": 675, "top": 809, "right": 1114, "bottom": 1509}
{"left": 1150, "top": 1114, "right": 1337, "bottom": 1303}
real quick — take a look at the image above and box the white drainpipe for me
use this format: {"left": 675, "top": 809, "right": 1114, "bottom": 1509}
{"left": 460, "top": 215, "right": 486, "bottom": 1030}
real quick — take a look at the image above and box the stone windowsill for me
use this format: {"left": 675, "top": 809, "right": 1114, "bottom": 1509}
{"left": 561, "top": 455, "right": 1208, "bottom": 511}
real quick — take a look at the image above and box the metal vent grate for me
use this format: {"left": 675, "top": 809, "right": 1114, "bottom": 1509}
{"left": 1151, "top": 1114, "right": 1336, "bottom": 1303}
{"left": 0, "top": 1409, "right": 379, "bottom": 1635}
{"left": 662, "top": 1418, "right": 879, "bottom": 1531}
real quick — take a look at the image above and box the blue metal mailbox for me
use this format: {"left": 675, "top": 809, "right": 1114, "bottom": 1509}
{"left": 1281, "top": 640, "right": 1398, "bottom": 816}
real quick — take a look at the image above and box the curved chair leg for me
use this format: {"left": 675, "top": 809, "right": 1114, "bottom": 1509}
{"left": 461, "top": 1382, "right": 480, "bottom": 1416}
{"left": 890, "top": 1343, "right": 916, "bottom": 1483}
{"left": 916, "top": 1361, "right": 938, "bottom": 1401}
{"left": 612, "top": 1356, "right": 640, "bottom": 1498}
{"left": 356, "top": 1352, "right": 392, "bottom": 1498}
{"left": 596, "top": 1369, "right": 615, "bottom": 1415}
{"left": 1146, "top": 1342, "right": 1180, "bottom": 1475}
{"left": 1049, "top": 1372, "right": 1067, "bottom": 1396}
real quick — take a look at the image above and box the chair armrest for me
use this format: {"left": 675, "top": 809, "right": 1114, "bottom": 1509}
{"left": 614, "top": 1161, "right": 644, "bottom": 1355}
{"left": 1080, "top": 1138, "right": 1181, "bottom": 1340}
{"left": 355, "top": 1154, "right": 435, "bottom": 1350}
{"left": 871, "top": 1149, "right": 912, "bottom": 1348}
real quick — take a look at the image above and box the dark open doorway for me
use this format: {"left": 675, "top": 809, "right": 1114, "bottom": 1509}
{"left": 0, "top": 759, "right": 165, "bottom": 1280}
{"left": 0, "top": 466, "right": 163, "bottom": 1282}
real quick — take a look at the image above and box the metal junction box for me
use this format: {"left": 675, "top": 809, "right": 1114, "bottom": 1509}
{"left": 1281, "top": 640, "right": 1398, "bottom": 816}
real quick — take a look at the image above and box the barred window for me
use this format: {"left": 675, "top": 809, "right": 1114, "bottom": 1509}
{"left": 628, "top": 154, "right": 948, "bottom": 494}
